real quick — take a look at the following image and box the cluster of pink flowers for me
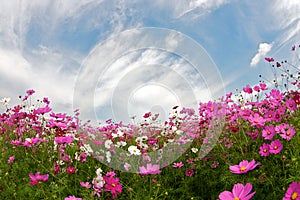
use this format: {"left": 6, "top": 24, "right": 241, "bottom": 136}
{"left": 80, "top": 169, "right": 122, "bottom": 199}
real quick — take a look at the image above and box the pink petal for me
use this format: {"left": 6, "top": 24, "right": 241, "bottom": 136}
{"left": 239, "top": 160, "right": 249, "bottom": 167}
{"left": 232, "top": 183, "right": 244, "bottom": 197}
{"left": 239, "top": 183, "right": 252, "bottom": 198}
{"left": 219, "top": 191, "right": 234, "bottom": 200}
{"left": 230, "top": 165, "right": 241, "bottom": 173}
{"left": 243, "top": 191, "right": 256, "bottom": 200}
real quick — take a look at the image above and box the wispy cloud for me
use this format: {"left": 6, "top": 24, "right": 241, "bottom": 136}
{"left": 250, "top": 43, "right": 273, "bottom": 67}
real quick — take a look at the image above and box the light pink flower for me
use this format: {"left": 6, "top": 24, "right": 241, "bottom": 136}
{"left": 229, "top": 160, "right": 260, "bottom": 174}
{"left": 173, "top": 162, "right": 184, "bottom": 168}
{"left": 139, "top": 164, "right": 161, "bottom": 175}
{"left": 64, "top": 196, "right": 82, "bottom": 200}
{"left": 7, "top": 156, "right": 15, "bottom": 163}
{"left": 219, "top": 183, "right": 256, "bottom": 200}
{"left": 80, "top": 182, "right": 91, "bottom": 189}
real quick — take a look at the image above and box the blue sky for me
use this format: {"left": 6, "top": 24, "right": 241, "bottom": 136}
{"left": 0, "top": 0, "right": 300, "bottom": 123}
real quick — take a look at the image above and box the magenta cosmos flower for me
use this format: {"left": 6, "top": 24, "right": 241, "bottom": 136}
{"left": 262, "top": 124, "right": 276, "bottom": 140}
{"left": 259, "top": 143, "right": 270, "bottom": 157}
{"left": 29, "top": 172, "right": 49, "bottom": 185}
{"left": 185, "top": 169, "right": 194, "bottom": 177}
{"left": 104, "top": 176, "right": 123, "bottom": 199}
{"left": 219, "top": 183, "right": 256, "bottom": 200}
{"left": 269, "top": 139, "right": 283, "bottom": 154}
{"left": 230, "top": 160, "right": 260, "bottom": 174}
{"left": 283, "top": 182, "right": 300, "bottom": 200}
{"left": 139, "top": 164, "right": 161, "bottom": 175}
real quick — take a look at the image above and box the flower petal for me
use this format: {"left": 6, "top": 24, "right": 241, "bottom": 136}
{"left": 219, "top": 191, "right": 234, "bottom": 200}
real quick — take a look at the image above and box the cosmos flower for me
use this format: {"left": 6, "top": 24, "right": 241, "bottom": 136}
{"left": 28, "top": 172, "right": 49, "bottom": 185}
{"left": 139, "top": 164, "right": 161, "bottom": 175}
{"left": 219, "top": 183, "right": 256, "bottom": 200}
{"left": 229, "top": 160, "right": 260, "bottom": 174}
{"left": 269, "top": 139, "right": 283, "bottom": 154}
{"left": 283, "top": 182, "right": 300, "bottom": 200}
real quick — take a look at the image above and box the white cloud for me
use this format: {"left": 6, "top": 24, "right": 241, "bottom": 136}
{"left": 250, "top": 43, "right": 273, "bottom": 67}
{"left": 176, "top": 0, "right": 230, "bottom": 19}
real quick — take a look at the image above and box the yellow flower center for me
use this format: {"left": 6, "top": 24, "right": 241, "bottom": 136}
{"left": 112, "top": 183, "right": 116, "bottom": 187}
{"left": 240, "top": 166, "right": 247, "bottom": 171}
{"left": 267, "top": 131, "right": 271, "bottom": 135}
{"left": 234, "top": 198, "right": 240, "bottom": 200}
{"left": 254, "top": 119, "right": 258, "bottom": 123}
{"left": 292, "top": 192, "right": 298, "bottom": 199}
{"left": 263, "top": 149, "right": 267, "bottom": 153}
{"left": 286, "top": 131, "right": 291, "bottom": 136}
{"left": 274, "top": 146, "right": 278, "bottom": 150}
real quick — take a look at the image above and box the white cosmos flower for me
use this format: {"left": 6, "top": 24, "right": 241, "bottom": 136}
{"left": 112, "top": 130, "right": 124, "bottom": 138}
{"left": 135, "top": 136, "right": 148, "bottom": 143}
{"left": 191, "top": 147, "right": 199, "bottom": 153}
{"left": 104, "top": 139, "right": 113, "bottom": 149}
{"left": 115, "top": 141, "right": 127, "bottom": 148}
{"left": 0, "top": 97, "right": 10, "bottom": 106}
{"left": 128, "top": 145, "right": 141, "bottom": 155}
{"left": 96, "top": 168, "right": 103, "bottom": 176}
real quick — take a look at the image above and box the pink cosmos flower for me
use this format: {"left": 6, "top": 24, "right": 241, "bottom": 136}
{"left": 53, "top": 162, "right": 60, "bottom": 175}
{"left": 219, "top": 183, "right": 256, "bottom": 200}
{"left": 67, "top": 166, "right": 76, "bottom": 174}
{"left": 23, "top": 137, "right": 41, "bottom": 147}
{"left": 248, "top": 113, "right": 265, "bottom": 127}
{"left": 259, "top": 83, "right": 268, "bottom": 91}
{"left": 185, "top": 169, "right": 194, "bottom": 177}
{"left": 64, "top": 196, "right": 82, "bottom": 200}
{"left": 262, "top": 124, "right": 276, "bottom": 140}
{"left": 253, "top": 85, "right": 260, "bottom": 92}
{"left": 33, "top": 106, "right": 52, "bottom": 115}
{"left": 286, "top": 98, "right": 297, "bottom": 111}
{"left": 79, "top": 152, "right": 87, "bottom": 162}
{"left": 143, "top": 112, "right": 151, "bottom": 118}
{"left": 54, "top": 136, "right": 73, "bottom": 144}
{"left": 80, "top": 182, "right": 91, "bottom": 189}
{"left": 259, "top": 143, "right": 270, "bottom": 157}
{"left": 10, "top": 138, "right": 21, "bottom": 146}
{"left": 173, "top": 162, "right": 184, "bottom": 168}
{"left": 243, "top": 84, "right": 253, "bottom": 94}
{"left": 7, "top": 156, "right": 15, "bottom": 163}
{"left": 139, "top": 164, "right": 161, "bottom": 175}
{"left": 29, "top": 172, "right": 49, "bottom": 185}
{"left": 265, "top": 57, "right": 274, "bottom": 62}
{"left": 276, "top": 124, "right": 296, "bottom": 141}
{"left": 106, "top": 171, "right": 116, "bottom": 177}
{"left": 229, "top": 160, "right": 260, "bottom": 174}
{"left": 104, "top": 176, "right": 123, "bottom": 199}
{"left": 283, "top": 182, "right": 300, "bottom": 200}
{"left": 269, "top": 139, "right": 283, "bottom": 154}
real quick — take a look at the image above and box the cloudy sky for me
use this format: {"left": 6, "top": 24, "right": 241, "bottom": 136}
{"left": 1, "top": 0, "right": 300, "bottom": 123}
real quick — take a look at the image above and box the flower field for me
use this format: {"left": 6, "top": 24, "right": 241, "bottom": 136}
{"left": 1, "top": 46, "right": 300, "bottom": 199}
